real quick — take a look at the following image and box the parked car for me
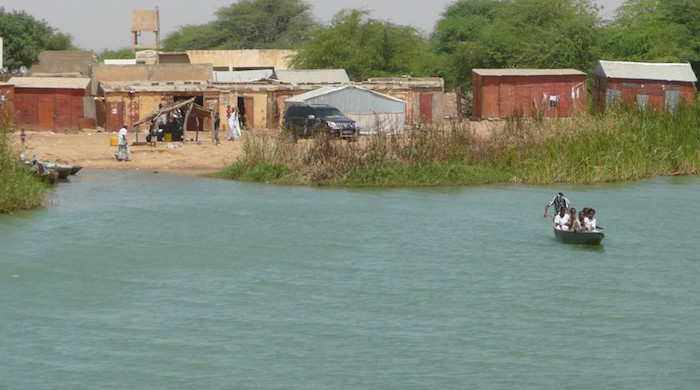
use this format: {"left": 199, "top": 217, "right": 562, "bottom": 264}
{"left": 283, "top": 104, "right": 357, "bottom": 140}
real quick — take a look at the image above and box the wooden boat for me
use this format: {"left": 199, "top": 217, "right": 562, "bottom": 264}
{"left": 553, "top": 228, "right": 604, "bottom": 245}
{"left": 27, "top": 161, "right": 59, "bottom": 184}
{"left": 43, "top": 162, "right": 73, "bottom": 179}
{"left": 69, "top": 165, "right": 82, "bottom": 175}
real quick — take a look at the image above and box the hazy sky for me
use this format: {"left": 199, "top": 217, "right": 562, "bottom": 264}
{"left": 0, "top": 0, "right": 625, "bottom": 52}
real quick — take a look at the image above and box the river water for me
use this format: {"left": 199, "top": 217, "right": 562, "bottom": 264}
{"left": 1, "top": 170, "right": 698, "bottom": 389}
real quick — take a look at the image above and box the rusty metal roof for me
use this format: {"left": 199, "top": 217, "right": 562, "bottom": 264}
{"left": 472, "top": 69, "right": 586, "bottom": 77}
{"left": 7, "top": 76, "right": 91, "bottom": 89}
{"left": 594, "top": 61, "right": 697, "bottom": 82}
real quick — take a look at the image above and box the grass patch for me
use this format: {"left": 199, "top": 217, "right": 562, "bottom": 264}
{"left": 212, "top": 101, "right": 699, "bottom": 187}
{"left": 0, "top": 106, "right": 50, "bottom": 213}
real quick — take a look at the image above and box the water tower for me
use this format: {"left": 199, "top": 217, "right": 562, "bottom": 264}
{"left": 131, "top": 7, "right": 160, "bottom": 53}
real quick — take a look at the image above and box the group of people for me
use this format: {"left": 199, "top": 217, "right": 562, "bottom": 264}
{"left": 544, "top": 192, "right": 599, "bottom": 232}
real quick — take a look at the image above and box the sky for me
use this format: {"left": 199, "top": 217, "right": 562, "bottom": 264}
{"left": 0, "top": 0, "right": 626, "bottom": 52}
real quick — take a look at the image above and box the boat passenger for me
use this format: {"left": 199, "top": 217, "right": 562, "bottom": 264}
{"left": 553, "top": 206, "right": 570, "bottom": 230}
{"left": 587, "top": 208, "right": 597, "bottom": 231}
{"left": 545, "top": 192, "right": 570, "bottom": 219}
{"left": 581, "top": 208, "right": 591, "bottom": 231}
{"left": 567, "top": 208, "right": 577, "bottom": 231}
{"left": 574, "top": 210, "right": 588, "bottom": 232}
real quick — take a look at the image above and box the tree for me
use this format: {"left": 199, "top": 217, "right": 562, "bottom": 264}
{"left": 292, "top": 9, "right": 432, "bottom": 81}
{"left": 431, "top": 0, "right": 512, "bottom": 89}
{"left": 0, "top": 7, "right": 74, "bottom": 70}
{"left": 430, "top": 0, "right": 602, "bottom": 91}
{"left": 162, "top": 0, "right": 317, "bottom": 51}
{"left": 602, "top": 0, "right": 699, "bottom": 70}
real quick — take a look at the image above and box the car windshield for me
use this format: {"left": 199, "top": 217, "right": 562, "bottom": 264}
{"left": 315, "top": 107, "right": 346, "bottom": 119}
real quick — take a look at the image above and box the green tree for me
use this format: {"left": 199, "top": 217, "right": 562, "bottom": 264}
{"left": 0, "top": 7, "right": 75, "bottom": 70}
{"left": 97, "top": 48, "right": 135, "bottom": 62}
{"left": 431, "top": 0, "right": 512, "bottom": 89}
{"left": 162, "top": 0, "right": 317, "bottom": 51}
{"left": 503, "top": 0, "right": 601, "bottom": 70}
{"left": 292, "top": 9, "right": 431, "bottom": 81}
{"left": 430, "top": 0, "right": 602, "bottom": 91}
{"left": 602, "top": 0, "right": 699, "bottom": 70}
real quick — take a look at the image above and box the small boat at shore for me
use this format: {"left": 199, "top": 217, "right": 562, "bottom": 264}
{"left": 41, "top": 162, "right": 81, "bottom": 179}
{"left": 553, "top": 228, "right": 605, "bottom": 245}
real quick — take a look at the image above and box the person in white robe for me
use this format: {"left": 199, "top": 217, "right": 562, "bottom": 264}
{"left": 226, "top": 107, "right": 242, "bottom": 140}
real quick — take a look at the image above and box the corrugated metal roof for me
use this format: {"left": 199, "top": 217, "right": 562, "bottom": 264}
{"left": 594, "top": 60, "right": 697, "bottom": 82}
{"left": 213, "top": 69, "right": 274, "bottom": 83}
{"left": 286, "top": 85, "right": 404, "bottom": 104}
{"left": 472, "top": 69, "right": 586, "bottom": 77}
{"left": 8, "top": 76, "right": 90, "bottom": 89}
{"left": 273, "top": 69, "right": 350, "bottom": 84}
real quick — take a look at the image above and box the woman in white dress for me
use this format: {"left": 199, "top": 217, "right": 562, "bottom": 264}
{"left": 226, "top": 107, "right": 242, "bottom": 140}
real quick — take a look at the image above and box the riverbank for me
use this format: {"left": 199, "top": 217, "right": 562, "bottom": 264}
{"left": 16, "top": 128, "right": 247, "bottom": 174}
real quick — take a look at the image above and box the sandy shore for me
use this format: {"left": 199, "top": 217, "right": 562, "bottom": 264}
{"left": 17, "top": 128, "right": 247, "bottom": 174}
{"left": 14, "top": 121, "right": 500, "bottom": 175}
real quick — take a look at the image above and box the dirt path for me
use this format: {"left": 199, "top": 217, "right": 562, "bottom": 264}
{"left": 17, "top": 128, "right": 247, "bottom": 174}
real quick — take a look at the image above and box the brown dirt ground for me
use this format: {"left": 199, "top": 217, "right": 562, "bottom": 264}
{"left": 13, "top": 121, "right": 501, "bottom": 175}
{"left": 16, "top": 128, "right": 247, "bottom": 174}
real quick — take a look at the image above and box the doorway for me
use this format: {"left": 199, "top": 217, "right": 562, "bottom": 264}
{"left": 237, "top": 96, "right": 254, "bottom": 128}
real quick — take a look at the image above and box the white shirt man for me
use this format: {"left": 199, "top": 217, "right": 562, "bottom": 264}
{"left": 553, "top": 209, "right": 570, "bottom": 230}
{"left": 117, "top": 125, "right": 130, "bottom": 161}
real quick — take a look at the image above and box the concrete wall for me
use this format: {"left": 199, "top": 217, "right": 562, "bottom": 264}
{"left": 92, "top": 64, "right": 213, "bottom": 94}
{"left": 187, "top": 50, "right": 296, "bottom": 70}
{"left": 30, "top": 51, "right": 96, "bottom": 77}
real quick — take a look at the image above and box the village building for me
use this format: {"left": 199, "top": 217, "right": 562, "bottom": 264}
{"left": 186, "top": 49, "right": 296, "bottom": 71}
{"left": 471, "top": 69, "right": 587, "bottom": 120}
{"left": 213, "top": 69, "right": 352, "bottom": 129}
{"left": 8, "top": 76, "right": 91, "bottom": 132}
{"left": 97, "top": 80, "right": 219, "bottom": 133}
{"left": 15, "top": 49, "right": 450, "bottom": 132}
{"left": 0, "top": 82, "right": 14, "bottom": 113}
{"left": 285, "top": 85, "right": 406, "bottom": 134}
{"left": 593, "top": 60, "right": 697, "bottom": 112}
{"left": 361, "top": 77, "right": 446, "bottom": 126}
{"left": 28, "top": 50, "right": 97, "bottom": 78}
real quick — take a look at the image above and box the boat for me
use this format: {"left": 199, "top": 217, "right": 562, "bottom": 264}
{"left": 43, "top": 162, "right": 75, "bottom": 179}
{"left": 26, "top": 161, "right": 59, "bottom": 184}
{"left": 69, "top": 165, "right": 82, "bottom": 175}
{"left": 553, "top": 228, "right": 604, "bottom": 245}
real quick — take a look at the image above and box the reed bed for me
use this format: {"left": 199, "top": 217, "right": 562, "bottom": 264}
{"left": 0, "top": 107, "right": 50, "bottom": 213}
{"left": 214, "top": 102, "right": 699, "bottom": 186}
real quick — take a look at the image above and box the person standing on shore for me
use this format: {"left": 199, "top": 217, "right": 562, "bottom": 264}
{"left": 117, "top": 125, "right": 130, "bottom": 161}
{"left": 226, "top": 107, "right": 242, "bottom": 141}
{"left": 213, "top": 112, "right": 221, "bottom": 146}
{"left": 20, "top": 129, "right": 26, "bottom": 145}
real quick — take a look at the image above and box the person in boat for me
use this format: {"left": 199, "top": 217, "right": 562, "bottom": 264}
{"left": 545, "top": 192, "right": 570, "bottom": 219}
{"left": 553, "top": 206, "right": 570, "bottom": 230}
{"left": 567, "top": 207, "right": 577, "bottom": 231}
{"left": 586, "top": 208, "right": 597, "bottom": 231}
{"left": 579, "top": 208, "right": 590, "bottom": 231}
{"left": 572, "top": 210, "right": 588, "bottom": 232}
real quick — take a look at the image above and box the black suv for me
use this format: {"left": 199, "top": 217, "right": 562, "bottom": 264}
{"left": 283, "top": 104, "right": 358, "bottom": 140}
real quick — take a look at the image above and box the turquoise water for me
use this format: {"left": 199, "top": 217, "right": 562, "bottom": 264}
{"left": 1, "top": 171, "right": 699, "bottom": 389}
